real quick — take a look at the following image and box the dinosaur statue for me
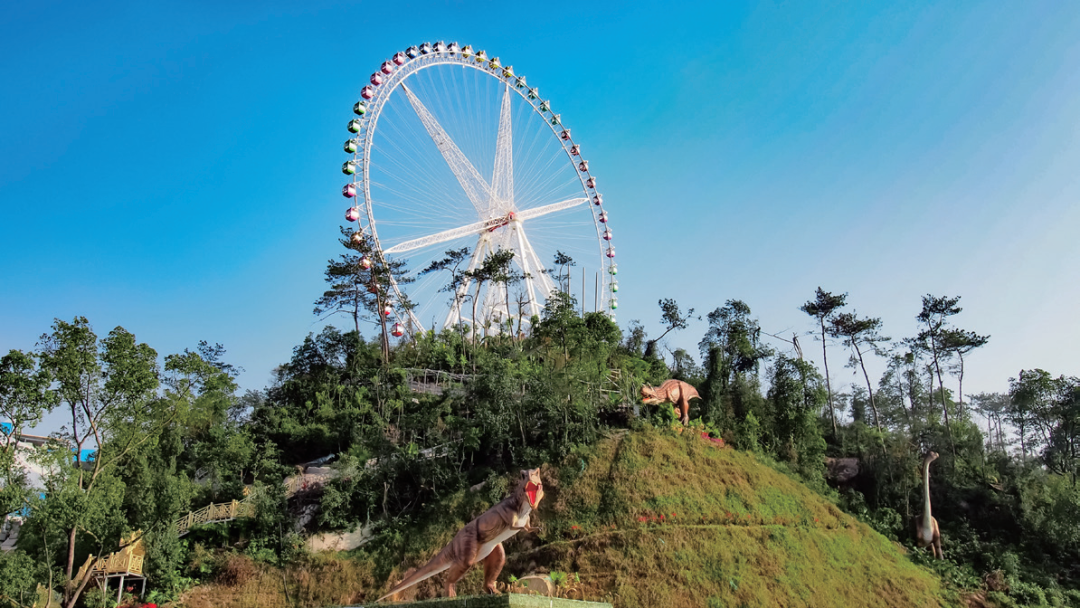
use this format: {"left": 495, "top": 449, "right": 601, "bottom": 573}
{"left": 641, "top": 379, "right": 700, "bottom": 425}
{"left": 916, "top": 451, "right": 943, "bottom": 559}
{"left": 377, "top": 468, "right": 544, "bottom": 602}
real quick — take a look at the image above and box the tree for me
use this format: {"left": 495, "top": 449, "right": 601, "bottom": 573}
{"left": 698, "top": 300, "right": 773, "bottom": 425}
{"left": 484, "top": 249, "right": 525, "bottom": 342}
{"left": 914, "top": 295, "right": 963, "bottom": 451}
{"left": 315, "top": 227, "right": 377, "bottom": 335}
{"left": 971, "top": 392, "right": 1009, "bottom": 452}
{"left": 829, "top": 311, "right": 890, "bottom": 431}
{"left": 800, "top": 288, "right": 847, "bottom": 436}
{"left": 36, "top": 318, "right": 173, "bottom": 607}
{"left": 420, "top": 247, "right": 472, "bottom": 329}
{"left": 0, "top": 350, "right": 54, "bottom": 521}
{"left": 1008, "top": 369, "right": 1055, "bottom": 460}
{"left": 462, "top": 249, "right": 516, "bottom": 345}
{"left": 643, "top": 298, "right": 696, "bottom": 359}
{"left": 940, "top": 328, "right": 989, "bottom": 414}
{"left": 315, "top": 227, "right": 411, "bottom": 359}
{"left": 1046, "top": 376, "right": 1080, "bottom": 485}
{"left": 551, "top": 250, "right": 575, "bottom": 295}
{"left": 766, "top": 355, "right": 826, "bottom": 479}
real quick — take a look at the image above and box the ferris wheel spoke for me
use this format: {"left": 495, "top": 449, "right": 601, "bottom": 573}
{"left": 383, "top": 213, "right": 511, "bottom": 254}
{"left": 399, "top": 82, "right": 494, "bottom": 217}
{"left": 491, "top": 83, "right": 514, "bottom": 214}
{"left": 514, "top": 197, "right": 589, "bottom": 221}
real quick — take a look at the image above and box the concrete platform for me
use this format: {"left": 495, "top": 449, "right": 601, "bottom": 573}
{"left": 357, "top": 593, "right": 611, "bottom": 608}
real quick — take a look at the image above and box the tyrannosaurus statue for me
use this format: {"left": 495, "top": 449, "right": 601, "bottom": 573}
{"left": 916, "top": 451, "right": 943, "bottom": 559}
{"left": 377, "top": 468, "right": 544, "bottom": 602}
{"left": 641, "top": 379, "right": 700, "bottom": 425}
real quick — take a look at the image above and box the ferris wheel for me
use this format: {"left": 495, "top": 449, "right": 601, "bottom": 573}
{"left": 340, "top": 41, "right": 618, "bottom": 337}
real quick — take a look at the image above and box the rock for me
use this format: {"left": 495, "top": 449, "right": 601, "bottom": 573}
{"left": 514, "top": 575, "right": 553, "bottom": 596}
{"left": 825, "top": 457, "right": 860, "bottom": 484}
{"left": 305, "top": 523, "right": 374, "bottom": 552}
{"left": 305, "top": 466, "right": 333, "bottom": 476}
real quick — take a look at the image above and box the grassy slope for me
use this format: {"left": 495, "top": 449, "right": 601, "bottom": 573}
{"left": 505, "top": 427, "right": 950, "bottom": 608}
{"left": 182, "top": 427, "right": 954, "bottom": 608}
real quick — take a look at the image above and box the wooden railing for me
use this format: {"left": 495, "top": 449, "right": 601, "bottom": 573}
{"left": 73, "top": 532, "right": 146, "bottom": 587}
{"left": 174, "top": 498, "right": 255, "bottom": 537}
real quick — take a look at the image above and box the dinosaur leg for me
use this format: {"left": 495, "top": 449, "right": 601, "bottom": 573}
{"left": 678, "top": 397, "right": 690, "bottom": 425}
{"left": 482, "top": 543, "right": 506, "bottom": 594}
{"left": 444, "top": 561, "right": 471, "bottom": 598}
{"left": 933, "top": 534, "right": 943, "bottom": 560}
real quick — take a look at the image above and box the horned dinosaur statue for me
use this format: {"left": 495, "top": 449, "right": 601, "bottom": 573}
{"left": 377, "top": 468, "right": 544, "bottom": 602}
{"left": 641, "top": 379, "right": 700, "bottom": 425}
{"left": 916, "top": 450, "right": 943, "bottom": 559}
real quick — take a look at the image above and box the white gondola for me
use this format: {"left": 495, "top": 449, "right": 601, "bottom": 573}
{"left": 391, "top": 322, "right": 405, "bottom": 337}
{"left": 393, "top": 52, "right": 407, "bottom": 65}
{"left": 578, "top": 160, "right": 589, "bottom": 172}
{"left": 354, "top": 101, "right": 367, "bottom": 115}
{"left": 348, "top": 119, "right": 362, "bottom": 133}
{"left": 381, "top": 61, "right": 394, "bottom": 75}
{"left": 344, "top": 139, "right": 358, "bottom": 153}
{"left": 351, "top": 231, "right": 364, "bottom": 245}
{"left": 361, "top": 86, "right": 375, "bottom": 100}
{"left": 370, "top": 72, "right": 384, "bottom": 86}
{"left": 345, "top": 207, "right": 361, "bottom": 222}
{"left": 342, "top": 160, "right": 358, "bottom": 175}
{"left": 343, "top": 183, "right": 357, "bottom": 198}
{"left": 360, "top": 255, "right": 372, "bottom": 269}
{"left": 598, "top": 210, "right": 608, "bottom": 223}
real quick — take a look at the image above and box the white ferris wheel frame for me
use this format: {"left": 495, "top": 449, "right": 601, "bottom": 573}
{"left": 345, "top": 44, "right": 616, "bottom": 335}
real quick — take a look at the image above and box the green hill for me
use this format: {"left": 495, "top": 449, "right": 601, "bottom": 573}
{"left": 181, "top": 426, "right": 954, "bottom": 608}
{"left": 502, "top": 426, "right": 950, "bottom": 607}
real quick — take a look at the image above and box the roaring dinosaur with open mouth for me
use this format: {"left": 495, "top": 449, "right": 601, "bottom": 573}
{"left": 377, "top": 468, "right": 544, "bottom": 602}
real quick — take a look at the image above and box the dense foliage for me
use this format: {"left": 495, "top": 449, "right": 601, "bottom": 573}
{"left": 2, "top": 285, "right": 1079, "bottom": 607}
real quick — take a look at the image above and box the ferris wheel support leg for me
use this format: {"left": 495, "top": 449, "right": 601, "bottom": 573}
{"left": 481, "top": 230, "right": 513, "bottom": 333}
{"left": 445, "top": 234, "right": 489, "bottom": 330}
{"left": 512, "top": 223, "right": 554, "bottom": 320}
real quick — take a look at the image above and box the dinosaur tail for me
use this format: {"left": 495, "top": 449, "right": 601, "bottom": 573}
{"left": 375, "top": 547, "right": 453, "bottom": 602}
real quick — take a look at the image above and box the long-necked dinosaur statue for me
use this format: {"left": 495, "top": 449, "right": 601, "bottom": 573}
{"left": 641, "top": 379, "right": 700, "bottom": 425}
{"left": 916, "top": 451, "right": 943, "bottom": 559}
{"left": 377, "top": 468, "right": 544, "bottom": 602}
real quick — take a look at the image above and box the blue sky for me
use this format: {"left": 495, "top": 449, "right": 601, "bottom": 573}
{"left": 2, "top": 1, "right": 1078, "bottom": 427}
